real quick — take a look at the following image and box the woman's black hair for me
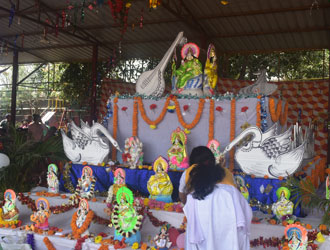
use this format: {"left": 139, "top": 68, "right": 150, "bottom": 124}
{"left": 187, "top": 146, "right": 225, "bottom": 200}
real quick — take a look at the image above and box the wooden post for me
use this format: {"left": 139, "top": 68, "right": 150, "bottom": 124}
{"left": 10, "top": 49, "right": 18, "bottom": 126}
{"left": 90, "top": 45, "right": 98, "bottom": 123}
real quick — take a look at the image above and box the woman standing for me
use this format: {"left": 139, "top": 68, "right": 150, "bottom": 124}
{"left": 183, "top": 147, "right": 252, "bottom": 250}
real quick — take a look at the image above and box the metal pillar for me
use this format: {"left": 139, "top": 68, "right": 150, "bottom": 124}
{"left": 90, "top": 45, "right": 98, "bottom": 123}
{"left": 10, "top": 49, "right": 18, "bottom": 126}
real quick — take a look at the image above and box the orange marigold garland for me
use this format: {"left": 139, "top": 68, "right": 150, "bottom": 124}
{"left": 208, "top": 99, "right": 215, "bottom": 141}
{"left": 43, "top": 237, "right": 56, "bottom": 250}
{"left": 71, "top": 210, "right": 94, "bottom": 239}
{"left": 256, "top": 95, "right": 261, "bottom": 128}
{"left": 269, "top": 98, "right": 282, "bottom": 122}
{"left": 280, "top": 101, "right": 288, "bottom": 126}
{"left": 132, "top": 98, "right": 138, "bottom": 136}
{"left": 112, "top": 97, "right": 119, "bottom": 161}
{"left": 137, "top": 96, "right": 170, "bottom": 128}
{"left": 229, "top": 99, "right": 236, "bottom": 171}
{"left": 174, "top": 96, "right": 205, "bottom": 130}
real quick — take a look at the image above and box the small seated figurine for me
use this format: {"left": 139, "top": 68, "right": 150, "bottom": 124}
{"left": 234, "top": 176, "right": 249, "bottom": 201}
{"left": 167, "top": 127, "right": 189, "bottom": 170}
{"left": 0, "top": 189, "right": 19, "bottom": 225}
{"left": 147, "top": 156, "right": 173, "bottom": 203}
{"left": 123, "top": 136, "right": 143, "bottom": 169}
{"left": 207, "top": 139, "right": 223, "bottom": 165}
{"left": 106, "top": 168, "right": 127, "bottom": 205}
{"left": 272, "top": 187, "right": 294, "bottom": 220}
{"left": 30, "top": 198, "right": 51, "bottom": 230}
{"left": 284, "top": 224, "right": 307, "bottom": 250}
{"left": 47, "top": 163, "right": 59, "bottom": 193}
{"left": 154, "top": 224, "right": 172, "bottom": 250}
{"left": 172, "top": 43, "right": 203, "bottom": 96}
{"left": 111, "top": 187, "right": 143, "bottom": 245}
{"left": 71, "top": 198, "right": 94, "bottom": 239}
{"left": 70, "top": 166, "right": 96, "bottom": 204}
{"left": 203, "top": 44, "right": 218, "bottom": 96}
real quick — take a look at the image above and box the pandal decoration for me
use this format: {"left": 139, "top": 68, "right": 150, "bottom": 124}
{"left": 229, "top": 98, "right": 236, "bottom": 171}
{"left": 47, "top": 164, "right": 59, "bottom": 194}
{"left": 208, "top": 99, "right": 215, "bottom": 141}
{"left": 111, "top": 186, "right": 143, "bottom": 238}
{"left": 71, "top": 198, "right": 94, "bottom": 239}
{"left": 0, "top": 189, "right": 20, "bottom": 226}
{"left": 269, "top": 98, "right": 288, "bottom": 126}
{"left": 147, "top": 156, "right": 173, "bottom": 203}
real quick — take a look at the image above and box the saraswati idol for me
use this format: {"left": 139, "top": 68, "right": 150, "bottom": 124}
{"left": 0, "top": 189, "right": 19, "bottom": 226}
{"left": 47, "top": 163, "right": 59, "bottom": 194}
{"left": 167, "top": 127, "right": 189, "bottom": 170}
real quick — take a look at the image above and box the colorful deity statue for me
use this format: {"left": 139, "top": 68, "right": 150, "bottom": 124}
{"left": 71, "top": 199, "right": 94, "bottom": 239}
{"left": 111, "top": 187, "right": 143, "bottom": 245}
{"left": 207, "top": 139, "right": 223, "bottom": 165}
{"left": 272, "top": 187, "right": 294, "bottom": 220}
{"left": 47, "top": 164, "right": 59, "bottom": 193}
{"left": 234, "top": 176, "right": 250, "bottom": 201}
{"left": 203, "top": 44, "right": 218, "bottom": 96}
{"left": 284, "top": 224, "right": 308, "bottom": 250}
{"left": 106, "top": 168, "right": 127, "bottom": 205}
{"left": 0, "top": 189, "right": 19, "bottom": 225}
{"left": 123, "top": 136, "right": 144, "bottom": 169}
{"left": 167, "top": 127, "right": 189, "bottom": 170}
{"left": 172, "top": 43, "right": 203, "bottom": 96}
{"left": 69, "top": 166, "right": 96, "bottom": 205}
{"left": 30, "top": 198, "right": 51, "bottom": 230}
{"left": 154, "top": 224, "right": 172, "bottom": 250}
{"left": 147, "top": 156, "right": 173, "bottom": 203}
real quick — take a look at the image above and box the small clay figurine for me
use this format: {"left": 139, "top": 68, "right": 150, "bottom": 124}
{"left": 47, "top": 163, "right": 59, "bottom": 193}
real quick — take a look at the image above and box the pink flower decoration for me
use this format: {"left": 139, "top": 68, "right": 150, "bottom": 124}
{"left": 150, "top": 104, "right": 157, "bottom": 110}
{"left": 183, "top": 105, "right": 189, "bottom": 111}
{"left": 121, "top": 106, "right": 128, "bottom": 111}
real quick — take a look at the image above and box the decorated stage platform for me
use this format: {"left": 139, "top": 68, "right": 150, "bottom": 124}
{"left": 0, "top": 188, "right": 329, "bottom": 250}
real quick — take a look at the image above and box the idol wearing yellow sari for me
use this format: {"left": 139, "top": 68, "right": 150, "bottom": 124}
{"left": 147, "top": 156, "right": 173, "bottom": 203}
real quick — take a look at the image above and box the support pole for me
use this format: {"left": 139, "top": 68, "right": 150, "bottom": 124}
{"left": 90, "top": 45, "right": 98, "bottom": 123}
{"left": 328, "top": 48, "right": 330, "bottom": 167}
{"left": 11, "top": 49, "right": 19, "bottom": 126}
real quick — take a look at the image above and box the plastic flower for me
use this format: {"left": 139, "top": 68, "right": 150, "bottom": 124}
{"left": 184, "top": 128, "right": 191, "bottom": 134}
{"left": 149, "top": 104, "right": 157, "bottom": 110}
{"left": 150, "top": 125, "right": 157, "bottom": 129}
{"left": 183, "top": 105, "right": 189, "bottom": 111}
{"left": 216, "top": 106, "right": 223, "bottom": 112}
{"left": 95, "top": 235, "right": 103, "bottom": 243}
{"left": 241, "top": 106, "right": 249, "bottom": 112}
{"left": 121, "top": 106, "right": 128, "bottom": 111}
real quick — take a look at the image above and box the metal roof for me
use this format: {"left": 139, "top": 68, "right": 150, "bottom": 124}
{"left": 0, "top": 0, "right": 329, "bottom": 65}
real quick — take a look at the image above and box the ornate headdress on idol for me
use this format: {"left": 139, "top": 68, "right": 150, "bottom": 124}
{"left": 181, "top": 42, "right": 200, "bottom": 59}
{"left": 82, "top": 166, "right": 93, "bottom": 177}
{"left": 153, "top": 156, "right": 169, "bottom": 173}
{"left": 4, "top": 189, "right": 15, "bottom": 201}
{"left": 36, "top": 198, "right": 50, "bottom": 211}
{"left": 48, "top": 164, "right": 58, "bottom": 174}
{"left": 276, "top": 187, "right": 291, "bottom": 200}
{"left": 170, "top": 127, "right": 187, "bottom": 146}
{"left": 114, "top": 168, "right": 126, "bottom": 185}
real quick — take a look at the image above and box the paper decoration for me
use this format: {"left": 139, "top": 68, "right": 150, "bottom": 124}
{"left": 223, "top": 123, "right": 305, "bottom": 179}
{"left": 284, "top": 224, "right": 307, "bottom": 250}
{"left": 136, "top": 32, "right": 185, "bottom": 96}
{"left": 61, "top": 121, "right": 121, "bottom": 165}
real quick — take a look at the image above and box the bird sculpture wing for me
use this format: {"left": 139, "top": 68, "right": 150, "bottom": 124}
{"left": 70, "top": 122, "right": 92, "bottom": 150}
{"left": 261, "top": 127, "right": 292, "bottom": 159}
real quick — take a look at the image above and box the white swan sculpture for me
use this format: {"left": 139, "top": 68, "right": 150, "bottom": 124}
{"left": 239, "top": 69, "right": 278, "bottom": 96}
{"left": 136, "top": 32, "right": 186, "bottom": 96}
{"left": 61, "top": 121, "right": 121, "bottom": 165}
{"left": 223, "top": 124, "right": 305, "bottom": 179}
{"left": 0, "top": 153, "right": 10, "bottom": 169}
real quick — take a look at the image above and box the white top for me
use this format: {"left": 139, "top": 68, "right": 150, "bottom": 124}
{"left": 179, "top": 170, "right": 187, "bottom": 193}
{"left": 183, "top": 184, "right": 252, "bottom": 250}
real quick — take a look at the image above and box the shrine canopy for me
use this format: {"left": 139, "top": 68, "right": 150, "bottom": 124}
{"left": 0, "top": 0, "right": 330, "bottom": 65}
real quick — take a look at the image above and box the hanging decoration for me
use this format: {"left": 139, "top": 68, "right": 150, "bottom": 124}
{"left": 55, "top": 14, "right": 59, "bottom": 37}
{"left": 9, "top": 3, "right": 15, "bottom": 27}
{"left": 208, "top": 99, "right": 215, "bottom": 141}
{"left": 256, "top": 95, "right": 261, "bottom": 128}
{"left": 62, "top": 10, "right": 66, "bottom": 28}
{"left": 229, "top": 99, "right": 236, "bottom": 171}
{"left": 140, "top": 8, "right": 143, "bottom": 28}
{"left": 149, "top": 0, "right": 161, "bottom": 9}
{"left": 81, "top": 0, "right": 85, "bottom": 23}
{"left": 260, "top": 96, "right": 268, "bottom": 132}
{"left": 132, "top": 98, "right": 138, "bottom": 136}
{"left": 112, "top": 97, "right": 119, "bottom": 161}
{"left": 107, "top": 0, "right": 132, "bottom": 34}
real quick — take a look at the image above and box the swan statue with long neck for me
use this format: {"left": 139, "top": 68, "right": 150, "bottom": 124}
{"left": 61, "top": 121, "right": 121, "bottom": 165}
{"left": 136, "top": 32, "right": 186, "bottom": 96}
{"left": 223, "top": 124, "right": 305, "bottom": 178}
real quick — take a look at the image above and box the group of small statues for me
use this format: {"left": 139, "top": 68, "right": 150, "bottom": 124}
{"left": 171, "top": 42, "right": 218, "bottom": 97}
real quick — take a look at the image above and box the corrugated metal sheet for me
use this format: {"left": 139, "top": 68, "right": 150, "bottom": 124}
{"left": 0, "top": 0, "right": 329, "bottom": 65}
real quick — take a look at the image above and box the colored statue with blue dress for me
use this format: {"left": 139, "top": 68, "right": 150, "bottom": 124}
{"left": 172, "top": 43, "right": 203, "bottom": 96}
{"left": 47, "top": 163, "right": 59, "bottom": 193}
{"left": 0, "top": 189, "right": 19, "bottom": 225}
{"left": 147, "top": 156, "right": 173, "bottom": 203}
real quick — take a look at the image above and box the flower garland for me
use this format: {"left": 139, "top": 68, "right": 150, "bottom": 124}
{"left": 269, "top": 98, "right": 282, "bottom": 122}
{"left": 256, "top": 96, "right": 261, "bottom": 128}
{"left": 132, "top": 98, "right": 138, "bottom": 136}
{"left": 112, "top": 97, "right": 119, "bottom": 161}
{"left": 229, "top": 99, "right": 236, "bottom": 171}
{"left": 174, "top": 96, "right": 205, "bottom": 130}
{"left": 208, "top": 99, "right": 215, "bottom": 141}
{"left": 137, "top": 96, "right": 170, "bottom": 128}
{"left": 280, "top": 101, "right": 288, "bottom": 126}
{"left": 63, "top": 162, "right": 75, "bottom": 193}
{"left": 69, "top": 177, "right": 96, "bottom": 205}
{"left": 43, "top": 237, "right": 56, "bottom": 250}
{"left": 71, "top": 210, "right": 94, "bottom": 239}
